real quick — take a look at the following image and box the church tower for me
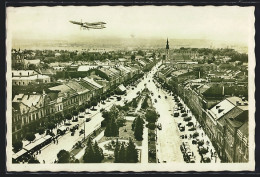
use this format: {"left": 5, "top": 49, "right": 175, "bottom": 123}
{"left": 165, "top": 38, "right": 170, "bottom": 63}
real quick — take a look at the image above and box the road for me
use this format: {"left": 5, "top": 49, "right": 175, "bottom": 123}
{"left": 36, "top": 69, "right": 151, "bottom": 164}
{"left": 142, "top": 62, "right": 184, "bottom": 163}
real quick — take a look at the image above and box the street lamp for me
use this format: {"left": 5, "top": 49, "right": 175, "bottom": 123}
{"left": 84, "top": 120, "right": 85, "bottom": 141}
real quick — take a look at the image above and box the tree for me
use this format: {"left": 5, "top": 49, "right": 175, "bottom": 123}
{"left": 57, "top": 149, "right": 70, "bottom": 163}
{"left": 126, "top": 138, "right": 138, "bottom": 163}
{"left": 102, "top": 111, "right": 110, "bottom": 120}
{"left": 145, "top": 110, "right": 158, "bottom": 123}
{"left": 134, "top": 117, "right": 144, "bottom": 141}
{"left": 114, "top": 139, "right": 120, "bottom": 163}
{"left": 72, "top": 110, "right": 78, "bottom": 120}
{"left": 141, "top": 96, "right": 149, "bottom": 109}
{"left": 104, "top": 118, "right": 119, "bottom": 137}
{"left": 25, "top": 133, "right": 36, "bottom": 143}
{"left": 56, "top": 112, "right": 63, "bottom": 122}
{"left": 83, "top": 139, "right": 95, "bottom": 163}
{"left": 65, "top": 113, "right": 72, "bottom": 124}
{"left": 12, "top": 140, "right": 23, "bottom": 152}
{"left": 118, "top": 143, "right": 126, "bottom": 163}
{"left": 79, "top": 106, "right": 85, "bottom": 113}
{"left": 131, "top": 55, "right": 135, "bottom": 62}
{"left": 47, "top": 122, "right": 56, "bottom": 130}
{"left": 91, "top": 100, "right": 98, "bottom": 110}
{"left": 101, "top": 96, "right": 106, "bottom": 104}
{"left": 146, "top": 123, "right": 156, "bottom": 130}
{"left": 132, "top": 98, "right": 138, "bottom": 108}
{"left": 38, "top": 127, "right": 45, "bottom": 135}
{"left": 116, "top": 118, "right": 126, "bottom": 127}
{"left": 85, "top": 103, "right": 91, "bottom": 114}
{"left": 106, "top": 93, "right": 111, "bottom": 101}
{"left": 93, "top": 141, "right": 104, "bottom": 163}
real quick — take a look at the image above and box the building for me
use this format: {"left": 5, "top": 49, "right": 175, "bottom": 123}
{"left": 205, "top": 97, "right": 248, "bottom": 163}
{"left": 165, "top": 38, "right": 170, "bottom": 63}
{"left": 12, "top": 70, "right": 51, "bottom": 86}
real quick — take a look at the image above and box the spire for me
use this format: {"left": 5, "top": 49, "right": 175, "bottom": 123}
{"left": 166, "top": 38, "right": 169, "bottom": 50}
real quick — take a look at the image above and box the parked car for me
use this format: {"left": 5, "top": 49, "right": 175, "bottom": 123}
{"left": 173, "top": 112, "right": 179, "bottom": 117}
{"left": 157, "top": 123, "right": 162, "bottom": 130}
{"left": 86, "top": 118, "right": 91, "bottom": 122}
{"left": 79, "top": 129, "right": 84, "bottom": 135}
{"left": 189, "top": 156, "right": 195, "bottom": 163}
{"left": 179, "top": 126, "right": 185, "bottom": 132}
{"left": 78, "top": 112, "right": 85, "bottom": 119}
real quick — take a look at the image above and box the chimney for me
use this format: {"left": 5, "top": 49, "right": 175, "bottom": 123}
{"left": 218, "top": 109, "right": 224, "bottom": 113}
{"left": 236, "top": 101, "right": 241, "bottom": 106}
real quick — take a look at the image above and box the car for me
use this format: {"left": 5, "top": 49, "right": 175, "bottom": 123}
{"left": 173, "top": 112, "right": 179, "bottom": 117}
{"left": 157, "top": 123, "right": 162, "bottom": 130}
{"left": 192, "top": 140, "right": 197, "bottom": 144}
{"left": 79, "top": 129, "right": 84, "bottom": 135}
{"left": 154, "top": 99, "right": 157, "bottom": 103}
{"left": 78, "top": 112, "right": 85, "bottom": 119}
{"left": 72, "top": 118, "right": 78, "bottom": 122}
{"left": 179, "top": 126, "right": 185, "bottom": 132}
{"left": 165, "top": 96, "right": 167, "bottom": 99}
{"left": 187, "top": 151, "right": 193, "bottom": 157}
{"left": 203, "top": 157, "right": 211, "bottom": 163}
{"left": 86, "top": 118, "right": 91, "bottom": 122}
{"left": 189, "top": 157, "right": 195, "bottom": 163}
{"left": 180, "top": 145, "right": 185, "bottom": 153}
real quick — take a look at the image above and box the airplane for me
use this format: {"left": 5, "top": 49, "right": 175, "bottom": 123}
{"left": 70, "top": 20, "right": 106, "bottom": 30}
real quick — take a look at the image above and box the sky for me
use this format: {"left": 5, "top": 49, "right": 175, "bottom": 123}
{"left": 7, "top": 6, "right": 254, "bottom": 45}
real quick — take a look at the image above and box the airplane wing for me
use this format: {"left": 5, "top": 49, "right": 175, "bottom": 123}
{"left": 84, "top": 22, "right": 106, "bottom": 26}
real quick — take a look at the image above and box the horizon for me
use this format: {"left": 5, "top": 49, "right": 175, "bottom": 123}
{"left": 7, "top": 6, "right": 254, "bottom": 48}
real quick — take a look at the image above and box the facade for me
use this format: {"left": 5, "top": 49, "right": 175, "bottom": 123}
{"left": 12, "top": 70, "right": 51, "bottom": 86}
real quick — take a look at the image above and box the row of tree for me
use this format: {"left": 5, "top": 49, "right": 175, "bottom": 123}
{"left": 132, "top": 117, "right": 145, "bottom": 141}
{"left": 83, "top": 138, "right": 104, "bottom": 163}
{"left": 114, "top": 138, "right": 138, "bottom": 163}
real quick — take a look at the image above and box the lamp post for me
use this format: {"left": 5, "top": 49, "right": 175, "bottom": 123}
{"left": 84, "top": 118, "right": 86, "bottom": 141}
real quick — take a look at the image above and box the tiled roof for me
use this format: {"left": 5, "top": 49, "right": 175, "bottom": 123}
{"left": 65, "top": 81, "right": 89, "bottom": 93}
{"left": 49, "top": 84, "right": 76, "bottom": 94}
{"left": 12, "top": 94, "right": 42, "bottom": 107}
{"left": 82, "top": 77, "right": 103, "bottom": 89}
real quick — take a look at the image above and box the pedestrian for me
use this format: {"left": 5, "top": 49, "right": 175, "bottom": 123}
{"left": 201, "top": 133, "right": 203, "bottom": 137}
{"left": 36, "top": 151, "right": 38, "bottom": 155}
{"left": 43, "top": 160, "right": 45, "bottom": 164}
{"left": 39, "top": 150, "right": 41, "bottom": 154}
{"left": 192, "top": 152, "right": 194, "bottom": 156}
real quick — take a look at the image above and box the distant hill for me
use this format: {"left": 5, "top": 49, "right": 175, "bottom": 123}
{"left": 12, "top": 37, "right": 248, "bottom": 53}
